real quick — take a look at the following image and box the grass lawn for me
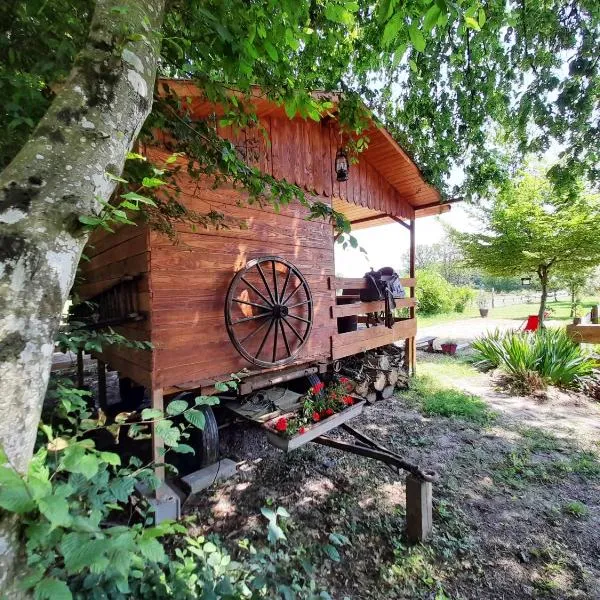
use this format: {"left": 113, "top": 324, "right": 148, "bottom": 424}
{"left": 418, "top": 296, "right": 599, "bottom": 328}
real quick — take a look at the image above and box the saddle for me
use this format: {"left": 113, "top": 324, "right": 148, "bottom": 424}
{"left": 360, "top": 267, "right": 405, "bottom": 328}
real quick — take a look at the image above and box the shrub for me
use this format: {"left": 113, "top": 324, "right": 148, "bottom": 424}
{"left": 415, "top": 268, "right": 456, "bottom": 315}
{"left": 472, "top": 328, "right": 595, "bottom": 391}
{"left": 454, "top": 287, "right": 475, "bottom": 313}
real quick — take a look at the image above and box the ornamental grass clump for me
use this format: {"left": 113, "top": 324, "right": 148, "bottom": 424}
{"left": 472, "top": 328, "right": 595, "bottom": 392}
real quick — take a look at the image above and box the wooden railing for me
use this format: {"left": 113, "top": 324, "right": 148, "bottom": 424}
{"left": 328, "top": 277, "right": 417, "bottom": 360}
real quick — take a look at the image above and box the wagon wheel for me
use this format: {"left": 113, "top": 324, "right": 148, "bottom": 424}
{"left": 225, "top": 256, "right": 313, "bottom": 368}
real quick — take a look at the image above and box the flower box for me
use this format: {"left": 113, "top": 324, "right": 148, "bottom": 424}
{"left": 266, "top": 400, "right": 365, "bottom": 452}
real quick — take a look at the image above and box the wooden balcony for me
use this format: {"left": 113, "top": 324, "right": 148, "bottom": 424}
{"left": 329, "top": 277, "right": 417, "bottom": 360}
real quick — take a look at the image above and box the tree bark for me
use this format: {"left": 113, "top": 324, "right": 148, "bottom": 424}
{"left": 0, "top": 0, "right": 165, "bottom": 593}
{"left": 537, "top": 265, "right": 549, "bottom": 328}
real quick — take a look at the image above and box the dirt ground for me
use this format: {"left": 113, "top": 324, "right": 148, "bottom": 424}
{"left": 183, "top": 352, "right": 600, "bottom": 599}
{"left": 56, "top": 351, "right": 600, "bottom": 598}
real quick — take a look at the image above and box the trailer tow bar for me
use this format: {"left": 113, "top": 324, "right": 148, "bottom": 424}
{"left": 313, "top": 424, "right": 438, "bottom": 543}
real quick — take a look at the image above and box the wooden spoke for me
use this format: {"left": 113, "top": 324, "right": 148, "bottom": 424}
{"left": 279, "top": 266, "right": 292, "bottom": 302}
{"left": 233, "top": 298, "right": 271, "bottom": 311}
{"left": 271, "top": 260, "right": 279, "bottom": 303}
{"left": 255, "top": 318, "right": 275, "bottom": 359}
{"left": 256, "top": 262, "right": 276, "bottom": 304}
{"left": 239, "top": 317, "right": 271, "bottom": 344}
{"left": 240, "top": 277, "right": 273, "bottom": 307}
{"left": 287, "top": 313, "right": 311, "bottom": 325}
{"left": 279, "top": 319, "right": 291, "bottom": 357}
{"left": 272, "top": 317, "right": 279, "bottom": 362}
{"left": 282, "top": 316, "right": 305, "bottom": 342}
{"left": 232, "top": 313, "right": 271, "bottom": 325}
{"left": 286, "top": 299, "right": 312, "bottom": 309}
{"left": 225, "top": 256, "right": 313, "bottom": 368}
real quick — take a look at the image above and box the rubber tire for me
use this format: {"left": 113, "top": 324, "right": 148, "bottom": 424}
{"left": 118, "top": 377, "right": 145, "bottom": 410}
{"left": 167, "top": 392, "right": 219, "bottom": 476}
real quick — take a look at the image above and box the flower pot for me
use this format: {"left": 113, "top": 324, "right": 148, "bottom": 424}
{"left": 479, "top": 308, "right": 489, "bottom": 317}
{"left": 265, "top": 401, "right": 365, "bottom": 452}
{"left": 440, "top": 343, "right": 457, "bottom": 355}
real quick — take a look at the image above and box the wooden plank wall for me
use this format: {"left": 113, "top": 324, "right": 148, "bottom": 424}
{"left": 147, "top": 155, "right": 336, "bottom": 389}
{"left": 218, "top": 116, "right": 414, "bottom": 220}
{"left": 77, "top": 224, "right": 154, "bottom": 387}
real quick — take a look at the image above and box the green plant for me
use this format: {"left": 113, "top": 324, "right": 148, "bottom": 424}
{"left": 472, "top": 328, "right": 596, "bottom": 391}
{"left": 453, "top": 287, "right": 475, "bottom": 313}
{"left": 415, "top": 268, "right": 457, "bottom": 315}
{"left": 563, "top": 500, "right": 588, "bottom": 518}
{"left": 403, "top": 375, "right": 494, "bottom": 425}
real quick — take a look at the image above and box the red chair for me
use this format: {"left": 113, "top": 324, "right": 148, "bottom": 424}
{"left": 522, "top": 315, "right": 539, "bottom": 332}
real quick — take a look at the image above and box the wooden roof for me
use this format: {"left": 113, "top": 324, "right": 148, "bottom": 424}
{"left": 159, "top": 79, "right": 447, "bottom": 222}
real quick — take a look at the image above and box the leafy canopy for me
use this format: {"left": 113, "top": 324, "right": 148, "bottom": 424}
{"left": 1, "top": 0, "right": 599, "bottom": 201}
{"left": 453, "top": 172, "right": 600, "bottom": 279}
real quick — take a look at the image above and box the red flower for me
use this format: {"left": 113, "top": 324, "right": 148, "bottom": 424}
{"left": 299, "top": 426, "right": 307, "bottom": 434}
{"left": 343, "top": 396, "right": 354, "bottom": 406}
{"left": 325, "top": 408, "right": 334, "bottom": 416}
{"left": 340, "top": 377, "right": 349, "bottom": 383}
{"left": 312, "top": 411, "right": 321, "bottom": 422}
{"left": 275, "top": 417, "right": 288, "bottom": 432}
{"left": 311, "top": 382, "right": 325, "bottom": 395}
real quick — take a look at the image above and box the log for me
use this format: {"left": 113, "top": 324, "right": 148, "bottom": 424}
{"left": 378, "top": 355, "right": 390, "bottom": 370}
{"left": 355, "top": 380, "right": 370, "bottom": 397}
{"left": 366, "top": 392, "right": 377, "bottom": 404}
{"left": 387, "top": 368, "right": 399, "bottom": 387}
{"left": 379, "top": 385, "right": 395, "bottom": 400}
{"left": 373, "top": 371, "right": 387, "bottom": 392}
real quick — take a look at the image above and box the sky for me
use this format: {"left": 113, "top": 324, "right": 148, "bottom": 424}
{"left": 334, "top": 202, "right": 477, "bottom": 277}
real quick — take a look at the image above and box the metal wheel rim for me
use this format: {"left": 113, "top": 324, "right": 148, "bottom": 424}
{"left": 225, "top": 256, "right": 313, "bottom": 368}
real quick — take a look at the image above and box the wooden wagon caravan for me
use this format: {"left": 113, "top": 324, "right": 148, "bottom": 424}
{"left": 77, "top": 80, "right": 448, "bottom": 505}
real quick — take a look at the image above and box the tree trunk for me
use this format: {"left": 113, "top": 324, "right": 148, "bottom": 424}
{"left": 537, "top": 265, "right": 549, "bottom": 328}
{"left": 0, "top": 0, "right": 165, "bottom": 593}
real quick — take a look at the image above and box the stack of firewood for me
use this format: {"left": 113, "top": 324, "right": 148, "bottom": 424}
{"left": 337, "top": 345, "right": 409, "bottom": 403}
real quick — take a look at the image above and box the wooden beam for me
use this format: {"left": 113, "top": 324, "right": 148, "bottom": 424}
{"left": 332, "top": 298, "right": 416, "bottom": 318}
{"left": 405, "top": 474, "right": 433, "bottom": 543}
{"left": 350, "top": 214, "right": 389, "bottom": 226}
{"left": 390, "top": 215, "right": 410, "bottom": 230}
{"left": 330, "top": 276, "right": 416, "bottom": 290}
{"left": 405, "top": 218, "right": 416, "bottom": 374}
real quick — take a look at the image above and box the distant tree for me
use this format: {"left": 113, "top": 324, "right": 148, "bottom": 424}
{"left": 553, "top": 268, "right": 596, "bottom": 317}
{"left": 453, "top": 173, "right": 600, "bottom": 326}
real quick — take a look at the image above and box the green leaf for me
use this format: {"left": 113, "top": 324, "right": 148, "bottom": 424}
{"left": 155, "top": 421, "right": 181, "bottom": 447}
{"left": 276, "top": 506, "right": 290, "bottom": 518}
{"left": 105, "top": 172, "right": 128, "bottom": 183}
{"left": 464, "top": 16, "right": 481, "bottom": 30}
{"left": 424, "top": 4, "right": 441, "bottom": 32}
{"left": 0, "top": 466, "right": 35, "bottom": 513}
{"left": 382, "top": 14, "right": 402, "bottom": 48}
{"left": 38, "top": 495, "right": 72, "bottom": 528}
{"left": 478, "top": 8, "right": 486, "bottom": 27}
{"left": 408, "top": 24, "right": 426, "bottom": 52}
{"left": 141, "top": 177, "right": 166, "bottom": 188}
{"left": 263, "top": 41, "right": 279, "bottom": 62}
{"left": 324, "top": 4, "right": 353, "bottom": 25}
{"left": 323, "top": 543, "right": 341, "bottom": 561}
{"left": 184, "top": 409, "right": 206, "bottom": 430}
{"left": 166, "top": 400, "right": 188, "bottom": 416}
{"left": 173, "top": 444, "right": 195, "bottom": 455}
{"left": 78, "top": 454, "right": 100, "bottom": 479}
{"left": 267, "top": 521, "right": 286, "bottom": 544}
{"left": 261, "top": 507, "right": 276, "bottom": 521}
{"left": 34, "top": 578, "right": 72, "bottom": 600}
{"left": 141, "top": 408, "right": 163, "bottom": 420}
{"left": 78, "top": 215, "right": 102, "bottom": 226}
{"left": 99, "top": 451, "right": 121, "bottom": 466}
{"left": 120, "top": 191, "right": 156, "bottom": 206}
{"left": 194, "top": 395, "right": 220, "bottom": 407}
{"left": 138, "top": 537, "right": 166, "bottom": 563}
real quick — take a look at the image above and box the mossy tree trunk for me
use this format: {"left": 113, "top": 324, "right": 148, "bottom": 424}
{"left": 0, "top": 0, "right": 165, "bottom": 593}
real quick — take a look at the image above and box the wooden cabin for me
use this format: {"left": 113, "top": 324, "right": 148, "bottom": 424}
{"left": 78, "top": 80, "right": 448, "bottom": 417}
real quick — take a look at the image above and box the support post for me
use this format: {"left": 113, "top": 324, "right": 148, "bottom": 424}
{"left": 404, "top": 218, "right": 416, "bottom": 375}
{"left": 405, "top": 474, "right": 433, "bottom": 543}
{"left": 151, "top": 387, "right": 166, "bottom": 491}
{"left": 76, "top": 349, "right": 85, "bottom": 389}
{"left": 97, "top": 359, "right": 107, "bottom": 411}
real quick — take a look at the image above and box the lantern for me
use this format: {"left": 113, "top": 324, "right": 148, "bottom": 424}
{"left": 521, "top": 276, "right": 531, "bottom": 286}
{"left": 335, "top": 148, "right": 349, "bottom": 182}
